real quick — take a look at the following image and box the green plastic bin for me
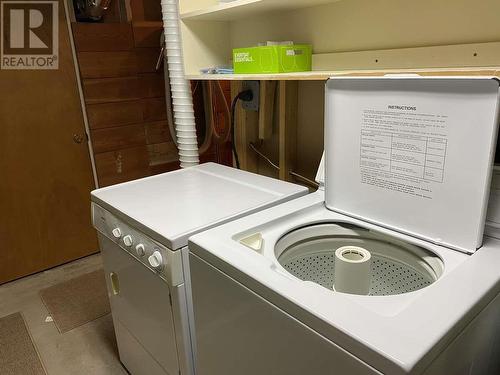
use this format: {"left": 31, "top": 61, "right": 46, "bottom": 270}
{"left": 233, "top": 44, "right": 312, "bottom": 74}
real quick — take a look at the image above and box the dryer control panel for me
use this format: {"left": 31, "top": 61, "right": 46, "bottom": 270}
{"left": 91, "top": 203, "right": 184, "bottom": 286}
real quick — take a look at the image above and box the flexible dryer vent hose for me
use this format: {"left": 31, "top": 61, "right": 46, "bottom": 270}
{"left": 160, "top": 0, "right": 199, "bottom": 167}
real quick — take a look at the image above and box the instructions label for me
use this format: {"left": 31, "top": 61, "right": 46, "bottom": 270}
{"left": 360, "top": 107, "right": 449, "bottom": 199}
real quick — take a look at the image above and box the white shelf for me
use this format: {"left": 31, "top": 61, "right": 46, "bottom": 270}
{"left": 180, "top": 0, "right": 340, "bottom": 21}
{"left": 186, "top": 67, "right": 500, "bottom": 81}
{"left": 179, "top": 0, "right": 500, "bottom": 83}
{"left": 186, "top": 71, "right": 334, "bottom": 80}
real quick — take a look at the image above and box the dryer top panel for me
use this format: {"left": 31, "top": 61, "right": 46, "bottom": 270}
{"left": 91, "top": 163, "right": 307, "bottom": 250}
{"left": 324, "top": 76, "right": 500, "bottom": 253}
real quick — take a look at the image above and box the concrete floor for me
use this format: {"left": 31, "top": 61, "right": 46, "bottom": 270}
{"left": 0, "top": 254, "right": 127, "bottom": 375}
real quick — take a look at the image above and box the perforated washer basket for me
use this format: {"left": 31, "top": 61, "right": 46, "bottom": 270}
{"left": 275, "top": 223, "right": 444, "bottom": 296}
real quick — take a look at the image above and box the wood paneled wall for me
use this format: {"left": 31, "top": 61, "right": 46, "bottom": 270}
{"left": 72, "top": 0, "right": 234, "bottom": 187}
{"left": 72, "top": 22, "right": 179, "bottom": 187}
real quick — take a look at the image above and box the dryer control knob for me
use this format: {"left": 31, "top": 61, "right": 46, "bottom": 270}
{"left": 135, "top": 244, "right": 145, "bottom": 257}
{"left": 123, "top": 235, "right": 133, "bottom": 247}
{"left": 112, "top": 228, "right": 122, "bottom": 239}
{"left": 148, "top": 251, "right": 163, "bottom": 269}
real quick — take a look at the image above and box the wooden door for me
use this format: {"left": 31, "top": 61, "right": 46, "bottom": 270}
{"left": 0, "top": 0, "right": 98, "bottom": 284}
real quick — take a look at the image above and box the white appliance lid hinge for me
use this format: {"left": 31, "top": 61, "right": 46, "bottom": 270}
{"left": 315, "top": 152, "right": 325, "bottom": 188}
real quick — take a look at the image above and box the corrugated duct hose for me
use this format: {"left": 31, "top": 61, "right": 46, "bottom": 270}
{"left": 160, "top": 0, "right": 199, "bottom": 168}
{"left": 159, "top": 36, "right": 232, "bottom": 165}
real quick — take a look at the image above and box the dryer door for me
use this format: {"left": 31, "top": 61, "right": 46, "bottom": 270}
{"left": 99, "top": 234, "right": 180, "bottom": 375}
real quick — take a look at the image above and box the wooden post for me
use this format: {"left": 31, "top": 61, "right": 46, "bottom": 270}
{"left": 258, "top": 81, "right": 277, "bottom": 140}
{"left": 278, "top": 80, "right": 298, "bottom": 181}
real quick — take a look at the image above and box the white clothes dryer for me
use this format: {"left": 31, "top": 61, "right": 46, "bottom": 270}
{"left": 91, "top": 163, "right": 308, "bottom": 375}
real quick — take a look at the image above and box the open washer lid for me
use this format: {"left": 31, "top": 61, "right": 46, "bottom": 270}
{"left": 324, "top": 76, "right": 500, "bottom": 253}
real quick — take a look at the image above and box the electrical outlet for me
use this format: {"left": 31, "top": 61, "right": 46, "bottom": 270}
{"left": 242, "top": 81, "right": 259, "bottom": 111}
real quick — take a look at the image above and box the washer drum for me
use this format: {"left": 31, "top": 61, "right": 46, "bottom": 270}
{"left": 275, "top": 223, "right": 444, "bottom": 296}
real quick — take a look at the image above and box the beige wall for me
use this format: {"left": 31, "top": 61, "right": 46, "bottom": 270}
{"left": 181, "top": 0, "right": 500, "bottom": 178}
{"left": 228, "top": 0, "right": 500, "bottom": 178}
{"left": 231, "top": 0, "right": 500, "bottom": 52}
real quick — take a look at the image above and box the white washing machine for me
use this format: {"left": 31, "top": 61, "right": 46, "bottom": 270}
{"left": 188, "top": 77, "right": 500, "bottom": 375}
{"left": 91, "top": 163, "right": 308, "bottom": 375}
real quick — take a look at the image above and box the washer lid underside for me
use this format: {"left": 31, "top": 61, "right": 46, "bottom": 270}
{"left": 324, "top": 77, "right": 500, "bottom": 253}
